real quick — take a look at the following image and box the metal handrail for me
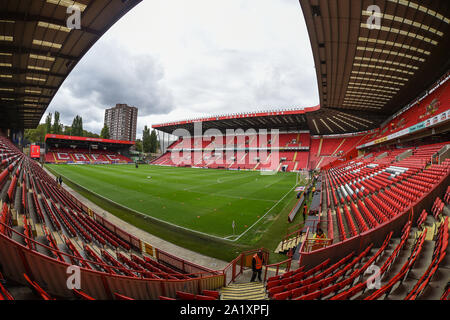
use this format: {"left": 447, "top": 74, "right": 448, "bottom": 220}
{"left": 263, "top": 257, "right": 292, "bottom": 282}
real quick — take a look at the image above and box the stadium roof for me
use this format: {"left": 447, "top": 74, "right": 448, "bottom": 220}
{"left": 153, "top": 105, "right": 386, "bottom": 136}
{"left": 155, "top": 0, "right": 450, "bottom": 136}
{"left": 300, "top": 0, "right": 450, "bottom": 117}
{"left": 0, "top": 0, "right": 142, "bottom": 130}
{"left": 45, "top": 133, "right": 135, "bottom": 146}
{"left": 153, "top": 106, "right": 319, "bottom": 134}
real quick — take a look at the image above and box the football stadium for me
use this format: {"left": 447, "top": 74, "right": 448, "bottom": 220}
{"left": 0, "top": 0, "right": 449, "bottom": 308}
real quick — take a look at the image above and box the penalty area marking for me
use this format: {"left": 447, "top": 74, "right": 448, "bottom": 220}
{"left": 227, "top": 184, "right": 298, "bottom": 242}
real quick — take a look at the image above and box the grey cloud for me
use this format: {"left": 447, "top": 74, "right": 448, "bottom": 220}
{"left": 63, "top": 41, "right": 175, "bottom": 117}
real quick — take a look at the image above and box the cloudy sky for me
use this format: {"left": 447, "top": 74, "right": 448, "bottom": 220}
{"left": 44, "top": 0, "right": 319, "bottom": 139}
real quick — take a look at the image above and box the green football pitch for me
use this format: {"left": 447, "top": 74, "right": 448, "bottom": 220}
{"left": 46, "top": 164, "right": 298, "bottom": 240}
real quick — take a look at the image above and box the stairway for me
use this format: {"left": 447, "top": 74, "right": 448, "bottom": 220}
{"left": 317, "top": 138, "right": 323, "bottom": 156}
{"left": 220, "top": 282, "right": 267, "bottom": 300}
{"left": 333, "top": 139, "right": 346, "bottom": 155}
{"left": 274, "top": 235, "right": 303, "bottom": 254}
{"left": 315, "top": 157, "right": 325, "bottom": 170}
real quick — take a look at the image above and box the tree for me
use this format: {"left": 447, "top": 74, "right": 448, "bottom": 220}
{"left": 71, "top": 115, "right": 83, "bottom": 137}
{"left": 24, "top": 124, "right": 46, "bottom": 143}
{"left": 100, "top": 124, "right": 110, "bottom": 139}
{"left": 45, "top": 113, "right": 52, "bottom": 134}
{"left": 134, "top": 139, "right": 143, "bottom": 152}
{"left": 83, "top": 130, "right": 100, "bottom": 138}
{"left": 142, "top": 126, "right": 151, "bottom": 153}
{"left": 150, "top": 129, "right": 158, "bottom": 153}
{"left": 52, "top": 111, "right": 63, "bottom": 134}
{"left": 63, "top": 125, "right": 71, "bottom": 135}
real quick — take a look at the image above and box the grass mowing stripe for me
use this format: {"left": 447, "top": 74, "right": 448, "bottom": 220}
{"left": 230, "top": 184, "right": 297, "bottom": 242}
{"left": 47, "top": 164, "right": 296, "bottom": 238}
{"left": 46, "top": 164, "right": 306, "bottom": 263}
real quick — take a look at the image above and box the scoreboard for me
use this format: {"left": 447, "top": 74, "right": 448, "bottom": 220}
{"left": 30, "top": 145, "right": 41, "bottom": 159}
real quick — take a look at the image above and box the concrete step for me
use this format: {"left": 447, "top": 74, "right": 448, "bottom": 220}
{"left": 220, "top": 282, "right": 266, "bottom": 300}
{"left": 275, "top": 236, "right": 302, "bottom": 254}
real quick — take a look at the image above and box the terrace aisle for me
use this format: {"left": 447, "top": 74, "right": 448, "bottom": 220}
{"left": 43, "top": 167, "right": 230, "bottom": 272}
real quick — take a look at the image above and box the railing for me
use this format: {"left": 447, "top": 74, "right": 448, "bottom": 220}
{"left": 262, "top": 257, "right": 292, "bottom": 282}
{"left": 302, "top": 238, "right": 333, "bottom": 253}
{"left": 221, "top": 248, "right": 270, "bottom": 286}
{"left": 297, "top": 226, "right": 310, "bottom": 265}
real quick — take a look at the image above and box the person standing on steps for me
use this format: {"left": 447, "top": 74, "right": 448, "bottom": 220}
{"left": 250, "top": 250, "right": 264, "bottom": 282}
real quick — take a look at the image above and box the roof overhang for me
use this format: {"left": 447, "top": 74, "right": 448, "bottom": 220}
{"left": 45, "top": 134, "right": 135, "bottom": 147}
{"left": 0, "top": 0, "right": 142, "bottom": 130}
{"left": 152, "top": 105, "right": 386, "bottom": 136}
{"left": 299, "top": 0, "right": 450, "bottom": 117}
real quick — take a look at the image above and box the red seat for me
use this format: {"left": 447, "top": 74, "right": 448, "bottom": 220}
{"left": 159, "top": 296, "right": 176, "bottom": 300}
{"left": 295, "top": 290, "right": 321, "bottom": 300}
{"left": 176, "top": 291, "right": 196, "bottom": 300}
{"left": 285, "top": 280, "right": 302, "bottom": 291}
{"left": 306, "top": 281, "right": 322, "bottom": 294}
{"left": 273, "top": 290, "right": 291, "bottom": 300}
{"left": 114, "top": 292, "right": 134, "bottom": 300}
{"left": 320, "top": 283, "right": 341, "bottom": 298}
{"left": 202, "top": 290, "right": 220, "bottom": 299}
{"left": 291, "top": 286, "right": 308, "bottom": 299}
{"left": 73, "top": 289, "right": 96, "bottom": 300}
{"left": 268, "top": 285, "right": 285, "bottom": 298}
{"left": 196, "top": 294, "right": 216, "bottom": 300}
{"left": 266, "top": 280, "right": 281, "bottom": 290}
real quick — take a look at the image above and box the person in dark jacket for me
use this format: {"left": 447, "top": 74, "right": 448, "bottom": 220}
{"left": 250, "top": 250, "right": 264, "bottom": 282}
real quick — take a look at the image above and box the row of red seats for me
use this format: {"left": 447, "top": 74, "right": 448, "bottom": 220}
{"left": 159, "top": 290, "right": 219, "bottom": 300}
{"left": 445, "top": 186, "right": 450, "bottom": 204}
{"left": 130, "top": 254, "right": 185, "bottom": 280}
{"left": 357, "top": 199, "right": 379, "bottom": 228}
{"left": 405, "top": 216, "right": 448, "bottom": 300}
{"left": 371, "top": 194, "right": 397, "bottom": 219}
{"left": 63, "top": 236, "right": 92, "bottom": 270}
{"left": 43, "top": 226, "right": 65, "bottom": 262}
{"left": 0, "top": 271, "right": 13, "bottom": 300}
{"left": 101, "top": 249, "right": 136, "bottom": 277}
{"left": 273, "top": 237, "right": 387, "bottom": 300}
{"left": 60, "top": 207, "right": 92, "bottom": 242}
{"left": 349, "top": 202, "right": 369, "bottom": 232}
{"left": 83, "top": 244, "right": 116, "bottom": 274}
{"left": 23, "top": 273, "right": 54, "bottom": 300}
{"left": 417, "top": 209, "right": 428, "bottom": 229}
{"left": 335, "top": 207, "right": 347, "bottom": 242}
{"left": 330, "top": 223, "right": 412, "bottom": 300}
{"left": 431, "top": 197, "right": 445, "bottom": 219}
{"left": 342, "top": 205, "right": 359, "bottom": 237}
